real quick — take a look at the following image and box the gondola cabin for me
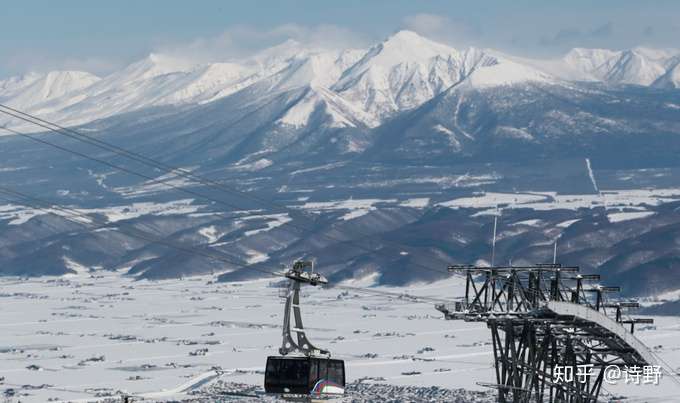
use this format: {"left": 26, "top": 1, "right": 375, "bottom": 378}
{"left": 265, "top": 356, "right": 345, "bottom": 396}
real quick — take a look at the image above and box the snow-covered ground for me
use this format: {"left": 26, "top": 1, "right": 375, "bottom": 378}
{"left": 438, "top": 188, "right": 680, "bottom": 218}
{"left": 299, "top": 198, "right": 399, "bottom": 220}
{"left": 0, "top": 199, "right": 202, "bottom": 226}
{"left": 0, "top": 272, "right": 677, "bottom": 402}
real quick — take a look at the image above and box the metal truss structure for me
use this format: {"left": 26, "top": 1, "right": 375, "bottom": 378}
{"left": 436, "top": 264, "right": 656, "bottom": 402}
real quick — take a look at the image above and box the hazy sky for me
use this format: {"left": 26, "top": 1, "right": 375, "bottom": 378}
{"left": 1, "top": 0, "right": 679, "bottom": 78}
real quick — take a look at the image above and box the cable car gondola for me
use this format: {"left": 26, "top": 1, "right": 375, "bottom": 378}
{"left": 264, "top": 261, "right": 346, "bottom": 398}
{"left": 265, "top": 356, "right": 345, "bottom": 395}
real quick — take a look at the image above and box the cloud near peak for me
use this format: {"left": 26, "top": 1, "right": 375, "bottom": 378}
{"left": 154, "top": 23, "right": 373, "bottom": 64}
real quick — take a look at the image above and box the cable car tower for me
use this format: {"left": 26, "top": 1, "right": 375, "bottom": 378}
{"left": 279, "top": 261, "right": 329, "bottom": 357}
{"left": 436, "top": 264, "right": 657, "bottom": 402}
{"left": 265, "top": 261, "right": 345, "bottom": 398}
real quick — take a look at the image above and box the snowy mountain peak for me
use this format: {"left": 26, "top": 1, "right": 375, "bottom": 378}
{"left": 604, "top": 49, "right": 666, "bottom": 85}
{"left": 116, "top": 53, "right": 197, "bottom": 82}
{"left": 329, "top": 31, "right": 463, "bottom": 120}
{"left": 43, "top": 70, "right": 100, "bottom": 85}
{"left": 246, "top": 48, "right": 365, "bottom": 95}
{"left": 146, "top": 52, "right": 195, "bottom": 70}
{"left": 461, "top": 58, "right": 555, "bottom": 89}
{"left": 1, "top": 31, "right": 679, "bottom": 137}
{"left": 0, "top": 72, "right": 44, "bottom": 100}
{"left": 250, "top": 39, "right": 309, "bottom": 68}
{"left": 631, "top": 46, "right": 679, "bottom": 64}
{"left": 1, "top": 70, "right": 100, "bottom": 109}
{"left": 564, "top": 48, "right": 620, "bottom": 69}
{"left": 386, "top": 29, "right": 422, "bottom": 41}
{"left": 559, "top": 47, "right": 678, "bottom": 85}
{"left": 383, "top": 30, "right": 451, "bottom": 50}
{"left": 363, "top": 30, "right": 457, "bottom": 67}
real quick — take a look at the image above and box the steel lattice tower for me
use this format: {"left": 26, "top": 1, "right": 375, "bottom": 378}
{"left": 436, "top": 264, "right": 656, "bottom": 403}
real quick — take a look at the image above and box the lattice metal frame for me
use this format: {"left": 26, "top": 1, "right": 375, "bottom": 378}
{"left": 437, "top": 264, "right": 654, "bottom": 403}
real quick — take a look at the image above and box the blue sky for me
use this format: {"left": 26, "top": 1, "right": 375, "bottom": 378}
{"left": 1, "top": 0, "right": 679, "bottom": 78}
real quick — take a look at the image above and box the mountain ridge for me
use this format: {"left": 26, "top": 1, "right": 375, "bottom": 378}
{"left": 3, "top": 30, "right": 678, "bottom": 135}
{"left": 0, "top": 32, "right": 680, "bottom": 293}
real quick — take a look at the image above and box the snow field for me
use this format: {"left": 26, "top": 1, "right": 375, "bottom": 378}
{"left": 0, "top": 273, "right": 676, "bottom": 401}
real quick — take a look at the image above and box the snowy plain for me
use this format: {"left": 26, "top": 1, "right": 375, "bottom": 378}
{"left": 0, "top": 271, "right": 677, "bottom": 402}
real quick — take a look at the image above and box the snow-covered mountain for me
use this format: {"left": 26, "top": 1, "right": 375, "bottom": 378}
{"left": 527, "top": 47, "right": 680, "bottom": 86}
{"left": 653, "top": 58, "right": 680, "bottom": 89}
{"left": 330, "top": 32, "right": 554, "bottom": 122}
{"left": 0, "top": 31, "right": 558, "bottom": 133}
{"left": 0, "top": 30, "right": 678, "bottom": 136}
{"left": 332, "top": 30, "right": 462, "bottom": 120}
{"left": 5, "top": 55, "right": 256, "bottom": 128}
{"left": 0, "top": 71, "right": 100, "bottom": 108}
{"left": 2, "top": 31, "right": 680, "bottom": 295}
